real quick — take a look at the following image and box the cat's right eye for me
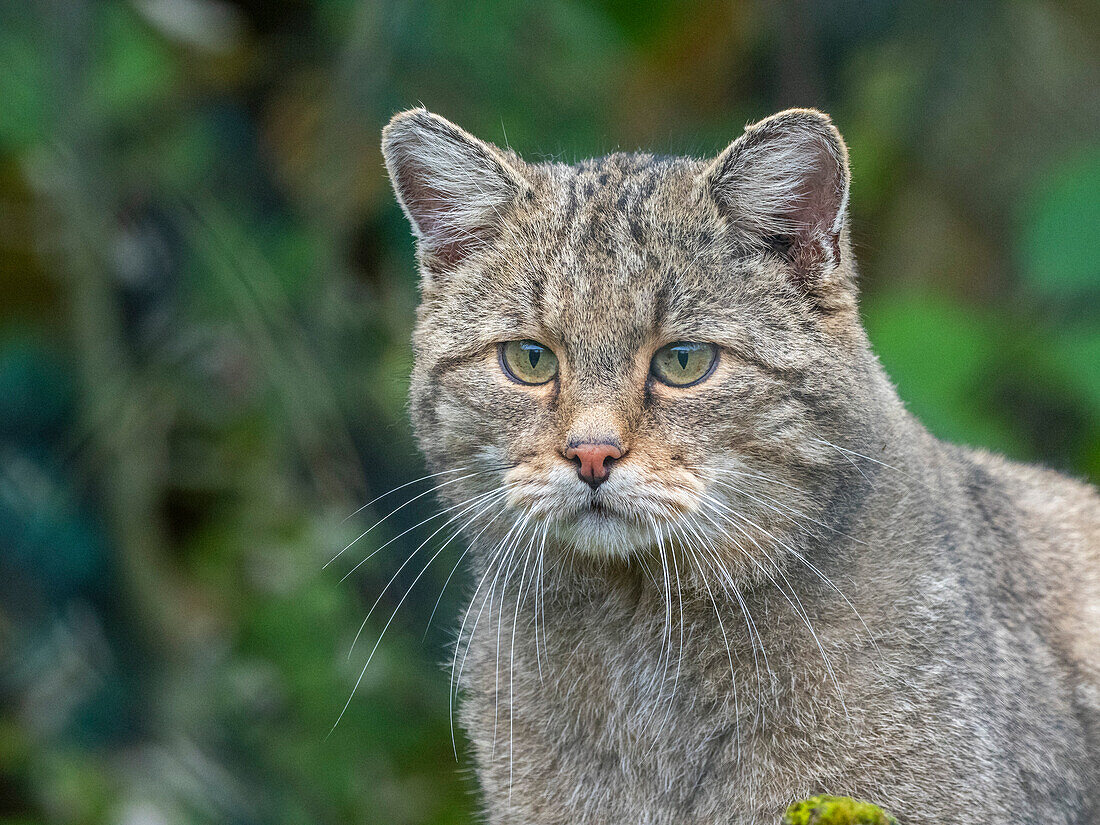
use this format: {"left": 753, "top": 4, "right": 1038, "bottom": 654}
{"left": 500, "top": 340, "right": 559, "bottom": 385}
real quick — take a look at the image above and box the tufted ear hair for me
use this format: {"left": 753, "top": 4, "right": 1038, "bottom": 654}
{"left": 382, "top": 108, "right": 529, "bottom": 282}
{"left": 702, "top": 109, "right": 851, "bottom": 296}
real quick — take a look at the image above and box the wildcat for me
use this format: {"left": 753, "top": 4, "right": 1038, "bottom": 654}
{"left": 380, "top": 107, "right": 1100, "bottom": 824}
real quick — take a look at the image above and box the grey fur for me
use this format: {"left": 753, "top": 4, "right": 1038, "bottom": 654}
{"left": 382, "top": 107, "right": 1100, "bottom": 824}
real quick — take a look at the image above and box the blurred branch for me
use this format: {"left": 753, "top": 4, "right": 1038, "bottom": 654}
{"left": 37, "top": 0, "right": 200, "bottom": 657}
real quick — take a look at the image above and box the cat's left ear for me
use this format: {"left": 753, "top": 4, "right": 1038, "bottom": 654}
{"left": 702, "top": 109, "right": 852, "bottom": 300}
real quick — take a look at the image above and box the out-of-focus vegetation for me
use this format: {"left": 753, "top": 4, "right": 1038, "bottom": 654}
{"left": 783, "top": 795, "right": 896, "bottom": 825}
{"left": 0, "top": 1, "right": 1096, "bottom": 823}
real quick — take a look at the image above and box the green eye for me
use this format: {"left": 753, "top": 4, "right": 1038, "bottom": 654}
{"left": 650, "top": 342, "right": 718, "bottom": 387}
{"left": 500, "top": 340, "right": 559, "bottom": 385}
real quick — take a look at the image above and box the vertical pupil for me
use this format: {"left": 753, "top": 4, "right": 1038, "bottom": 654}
{"left": 677, "top": 349, "right": 689, "bottom": 369}
{"left": 528, "top": 348, "right": 541, "bottom": 369}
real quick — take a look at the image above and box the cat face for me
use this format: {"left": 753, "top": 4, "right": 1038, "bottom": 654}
{"left": 384, "top": 109, "right": 871, "bottom": 570}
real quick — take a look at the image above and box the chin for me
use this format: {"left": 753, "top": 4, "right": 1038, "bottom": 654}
{"left": 553, "top": 504, "right": 657, "bottom": 559}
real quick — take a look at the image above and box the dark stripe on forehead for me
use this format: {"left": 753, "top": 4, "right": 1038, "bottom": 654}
{"left": 652, "top": 273, "right": 673, "bottom": 330}
{"left": 528, "top": 265, "right": 545, "bottom": 322}
{"left": 563, "top": 153, "right": 673, "bottom": 231}
{"left": 634, "top": 170, "right": 661, "bottom": 202}
{"left": 561, "top": 177, "right": 579, "bottom": 227}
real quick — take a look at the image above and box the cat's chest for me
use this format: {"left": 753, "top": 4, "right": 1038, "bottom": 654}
{"left": 457, "top": 581, "right": 853, "bottom": 821}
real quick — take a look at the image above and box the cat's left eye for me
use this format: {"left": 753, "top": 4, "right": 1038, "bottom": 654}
{"left": 500, "top": 340, "right": 559, "bottom": 385}
{"left": 650, "top": 342, "right": 718, "bottom": 387}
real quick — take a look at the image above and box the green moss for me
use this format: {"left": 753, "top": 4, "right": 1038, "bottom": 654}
{"left": 783, "top": 795, "right": 897, "bottom": 825}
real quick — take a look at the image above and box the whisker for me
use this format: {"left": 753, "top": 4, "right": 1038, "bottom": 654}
{"left": 508, "top": 524, "right": 541, "bottom": 797}
{"left": 327, "top": 468, "right": 499, "bottom": 568}
{"left": 642, "top": 516, "right": 676, "bottom": 737}
{"left": 340, "top": 483, "right": 504, "bottom": 586}
{"left": 458, "top": 512, "right": 532, "bottom": 715}
{"left": 423, "top": 494, "right": 515, "bottom": 640}
{"left": 685, "top": 502, "right": 776, "bottom": 716}
{"left": 450, "top": 514, "right": 527, "bottom": 756}
{"left": 676, "top": 515, "right": 742, "bottom": 759}
{"left": 329, "top": 487, "right": 511, "bottom": 736}
{"left": 654, "top": 521, "right": 690, "bottom": 737}
{"left": 812, "top": 436, "right": 928, "bottom": 490}
{"left": 708, "top": 472, "right": 867, "bottom": 545}
{"left": 341, "top": 466, "right": 470, "bottom": 524}
{"left": 532, "top": 521, "right": 550, "bottom": 682}
{"left": 491, "top": 513, "right": 535, "bottom": 760}
{"left": 707, "top": 465, "right": 810, "bottom": 496}
{"left": 679, "top": 510, "right": 766, "bottom": 714}
{"left": 696, "top": 497, "right": 850, "bottom": 721}
{"left": 703, "top": 487, "right": 876, "bottom": 649}
{"left": 346, "top": 486, "right": 510, "bottom": 659}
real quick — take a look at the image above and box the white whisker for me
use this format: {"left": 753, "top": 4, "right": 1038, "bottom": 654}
{"left": 330, "top": 486, "right": 511, "bottom": 736}
{"left": 329, "top": 468, "right": 497, "bottom": 569}
{"left": 341, "top": 466, "right": 469, "bottom": 524}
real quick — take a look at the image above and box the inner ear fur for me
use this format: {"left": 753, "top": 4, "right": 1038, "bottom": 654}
{"left": 703, "top": 109, "right": 852, "bottom": 295}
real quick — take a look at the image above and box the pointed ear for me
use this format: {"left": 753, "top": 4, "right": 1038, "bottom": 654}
{"left": 382, "top": 108, "right": 529, "bottom": 279}
{"left": 703, "top": 109, "right": 851, "bottom": 295}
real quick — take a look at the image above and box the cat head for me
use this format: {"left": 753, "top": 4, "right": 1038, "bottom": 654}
{"left": 383, "top": 108, "right": 877, "bottom": 570}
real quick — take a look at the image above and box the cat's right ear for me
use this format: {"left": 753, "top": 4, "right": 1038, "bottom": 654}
{"left": 382, "top": 108, "right": 528, "bottom": 285}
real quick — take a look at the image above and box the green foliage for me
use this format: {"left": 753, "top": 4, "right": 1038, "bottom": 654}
{"left": 1020, "top": 150, "right": 1100, "bottom": 300}
{"left": 0, "top": 21, "right": 50, "bottom": 151}
{"left": 863, "top": 292, "right": 1026, "bottom": 456}
{"left": 92, "top": 2, "right": 180, "bottom": 119}
{"left": 784, "top": 795, "right": 897, "bottom": 825}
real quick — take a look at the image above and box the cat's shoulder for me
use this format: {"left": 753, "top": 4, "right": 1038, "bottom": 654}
{"left": 959, "top": 445, "right": 1099, "bottom": 533}
{"left": 955, "top": 446, "right": 1100, "bottom": 681}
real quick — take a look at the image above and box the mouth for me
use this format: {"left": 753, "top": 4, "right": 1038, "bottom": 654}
{"left": 580, "top": 492, "right": 633, "bottom": 525}
{"left": 587, "top": 497, "right": 610, "bottom": 516}
{"left": 504, "top": 464, "right": 699, "bottom": 557}
{"left": 574, "top": 498, "right": 614, "bottom": 527}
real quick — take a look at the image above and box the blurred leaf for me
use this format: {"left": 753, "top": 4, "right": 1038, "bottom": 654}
{"left": 91, "top": 2, "right": 180, "bottom": 121}
{"left": 1019, "top": 149, "right": 1100, "bottom": 298}
{"left": 863, "top": 291, "right": 1025, "bottom": 457}
{"left": 0, "top": 17, "right": 51, "bottom": 151}
{"left": 1050, "top": 324, "right": 1100, "bottom": 413}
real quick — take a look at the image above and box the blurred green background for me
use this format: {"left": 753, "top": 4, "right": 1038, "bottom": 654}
{"left": 0, "top": 1, "right": 1096, "bottom": 823}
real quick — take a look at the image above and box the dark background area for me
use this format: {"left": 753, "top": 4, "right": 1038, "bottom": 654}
{"left": 0, "top": 1, "right": 1097, "bottom": 822}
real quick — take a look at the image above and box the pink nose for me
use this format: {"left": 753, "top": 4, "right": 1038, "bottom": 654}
{"left": 564, "top": 442, "right": 623, "bottom": 489}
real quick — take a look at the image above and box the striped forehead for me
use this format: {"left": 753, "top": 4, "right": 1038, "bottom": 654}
{"left": 531, "top": 155, "right": 709, "bottom": 370}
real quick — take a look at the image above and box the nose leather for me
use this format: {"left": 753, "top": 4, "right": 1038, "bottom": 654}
{"left": 564, "top": 442, "right": 623, "bottom": 489}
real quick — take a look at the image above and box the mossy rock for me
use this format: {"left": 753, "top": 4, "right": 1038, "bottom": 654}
{"left": 783, "top": 795, "right": 897, "bottom": 825}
